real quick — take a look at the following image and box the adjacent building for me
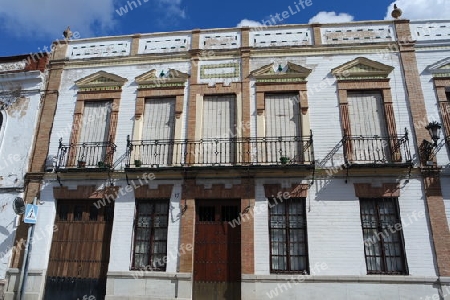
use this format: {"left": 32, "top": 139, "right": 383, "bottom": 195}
{"left": 3, "top": 16, "right": 450, "bottom": 300}
{"left": 0, "top": 54, "right": 47, "bottom": 298}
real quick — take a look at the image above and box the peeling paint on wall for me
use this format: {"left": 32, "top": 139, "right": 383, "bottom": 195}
{"left": 7, "top": 97, "right": 29, "bottom": 118}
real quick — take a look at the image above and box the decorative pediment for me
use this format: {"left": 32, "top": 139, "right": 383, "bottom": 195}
{"left": 75, "top": 71, "right": 127, "bottom": 91}
{"left": 332, "top": 57, "right": 394, "bottom": 80}
{"left": 135, "top": 69, "right": 189, "bottom": 89}
{"left": 428, "top": 57, "right": 450, "bottom": 78}
{"left": 250, "top": 62, "right": 312, "bottom": 83}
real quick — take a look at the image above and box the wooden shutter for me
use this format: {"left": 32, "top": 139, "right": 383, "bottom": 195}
{"left": 202, "top": 95, "right": 236, "bottom": 139}
{"left": 142, "top": 98, "right": 175, "bottom": 140}
{"left": 347, "top": 91, "right": 389, "bottom": 162}
{"left": 79, "top": 101, "right": 112, "bottom": 143}
{"left": 264, "top": 94, "right": 301, "bottom": 163}
{"left": 347, "top": 91, "right": 387, "bottom": 137}
{"left": 201, "top": 95, "right": 236, "bottom": 164}
{"left": 265, "top": 93, "right": 300, "bottom": 137}
{"left": 138, "top": 98, "right": 176, "bottom": 166}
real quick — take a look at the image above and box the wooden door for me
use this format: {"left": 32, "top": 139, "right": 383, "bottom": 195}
{"left": 44, "top": 200, "right": 114, "bottom": 300}
{"left": 193, "top": 200, "right": 241, "bottom": 300}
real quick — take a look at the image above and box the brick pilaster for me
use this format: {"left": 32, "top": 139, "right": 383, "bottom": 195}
{"left": 178, "top": 198, "right": 195, "bottom": 272}
{"left": 423, "top": 173, "right": 450, "bottom": 276}
{"left": 311, "top": 23, "right": 322, "bottom": 45}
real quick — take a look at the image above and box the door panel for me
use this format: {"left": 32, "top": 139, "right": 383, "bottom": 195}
{"left": 193, "top": 200, "right": 241, "bottom": 300}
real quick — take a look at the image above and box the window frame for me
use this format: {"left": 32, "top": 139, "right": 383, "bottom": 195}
{"left": 268, "top": 197, "right": 309, "bottom": 274}
{"left": 359, "top": 197, "right": 408, "bottom": 275}
{"left": 131, "top": 199, "right": 170, "bottom": 272}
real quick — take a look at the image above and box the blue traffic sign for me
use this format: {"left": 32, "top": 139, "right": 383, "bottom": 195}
{"left": 24, "top": 204, "right": 38, "bottom": 224}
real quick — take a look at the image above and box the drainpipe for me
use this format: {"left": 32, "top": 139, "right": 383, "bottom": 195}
{"left": 16, "top": 197, "right": 36, "bottom": 300}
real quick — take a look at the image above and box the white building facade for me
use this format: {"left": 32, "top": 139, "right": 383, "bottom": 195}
{"left": 0, "top": 54, "right": 47, "bottom": 298}
{"left": 5, "top": 18, "right": 450, "bottom": 300}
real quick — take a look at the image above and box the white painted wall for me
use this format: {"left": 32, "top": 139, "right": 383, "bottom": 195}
{"left": 0, "top": 70, "right": 44, "bottom": 280}
{"left": 415, "top": 49, "right": 450, "bottom": 166}
{"left": 254, "top": 177, "right": 435, "bottom": 277}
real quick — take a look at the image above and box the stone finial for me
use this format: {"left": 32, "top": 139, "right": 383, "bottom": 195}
{"left": 391, "top": 4, "right": 402, "bottom": 19}
{"left": 63, "top": 26, "right": 73, "bottom": 40}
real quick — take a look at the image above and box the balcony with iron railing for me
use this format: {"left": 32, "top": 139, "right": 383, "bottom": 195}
{"left": 56, "top": 138, "right": 117, "bottom": 170}
{"left": 125, "top": 134, "right": 314, "bottom": 169}
{"left": 342, "top": 130, "right": 412, "bottom": 167}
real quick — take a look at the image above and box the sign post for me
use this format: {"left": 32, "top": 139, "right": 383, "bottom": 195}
{"left": 18, "top": 201, "right": 38, "bottom": 300}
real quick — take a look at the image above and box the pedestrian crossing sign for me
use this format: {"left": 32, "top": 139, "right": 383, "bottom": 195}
{"left": 24, "top": 204, "right": 38, "bottom": 224}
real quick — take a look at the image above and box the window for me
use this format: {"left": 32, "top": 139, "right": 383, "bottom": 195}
{"left": 79, "top": 101, "right": 112, "bottom": 143}
{"left": 347, "top": 91, "right": 387, "bottom": 138}
{"left": 269, "top": 198, "right": 308, "bottom": 273}
{"left": 332, "top": 57, "right": 403, "bottom": 164}
{"left": 265, "top": 93, "right": 300, "bottom": 137}
{"left": 264, "top": 93, "right": 302, "bottom": 163}
{"left": 201, "top": 94, "right": 236, "bottom": 164}
{"left": 72, "top": 100, "right": 113, "bottom": 166}
{"left": 359, "top": 198, "right": 408, "bottom": 275}
{"left": 347, "top": 91, "right": 390, "bottom": 163}
{"left": 142, "top": 98, "right": 175, "bottom": 141}
{"left": 132, "top": 200, "right": 169, "bottom": 271}
{"left": 141, "top": 98, "right": 176, "bottom": 166}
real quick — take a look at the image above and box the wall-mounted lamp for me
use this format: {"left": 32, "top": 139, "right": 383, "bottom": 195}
{"left": 425, "top": 121, "right": 441, "bottom": 146}
{"left": 420, "top": 121, "right": 442, "bottom": 165}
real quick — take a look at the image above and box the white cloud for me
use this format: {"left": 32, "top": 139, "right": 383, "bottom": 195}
{"left": 156, "top": 0, "right": 186, "bottom": 19}
{"left": 308, "top": 12, "right": 354, "bottom": 24}
{"left": 0, "top": 0, "right": 116, "bottom": 39}
{"left": 384, "top": 0, "right": 450, "bottom": 20}
{"left": 236, "top": 19, "right": 264, "bottom": 28}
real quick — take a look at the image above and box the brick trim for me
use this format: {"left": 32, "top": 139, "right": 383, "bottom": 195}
{"left": 135, "top": 88, "right": 184, "bottom": 120}
{"left": 70, "top": 91, "right": 122, "bottom": 146}
{"left": 134, "top": 184, "right": 173, "bottom": 198}
{"left": 183, "top": 179, "right": 255, "bottom": 199}
{"left": 255, "top": 82, "right": 308, "bottom": 116}
{"left": 263, "top": 183, "right": 310, "bottom": 198}
{"left": 186, "top": 83, "right": 243, "bottom": 164}
{"left": 68, "top": 90, "right": 122, "bottom": 166}
{"left": 423, "top": 174, "right": 450, "bottom": 276}
{"left": 53, "top": 185, "right": 120, "bottom": 199}
{"left": 353, "top": 183, "right": 400, "bottom": 198}
{"left": 336, "top": 79, "right": 399, "bottom": 160}
{"left": 179, "top": 180, "right": 255, "bottom": 275}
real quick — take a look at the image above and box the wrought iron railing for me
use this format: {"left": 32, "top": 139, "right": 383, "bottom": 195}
{"left": 56, "top": 138, "right": 117, "bottom": 169}
{"left": 342, "top": 132, "right": 411, "bottom": 165}
{"left": 126, "top": 135, "right": 314, "bottom": 168}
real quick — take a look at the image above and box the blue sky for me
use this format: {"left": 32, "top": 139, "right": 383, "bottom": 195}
{"left": 0, "top": 0, "right": 449, "bottom": 57}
